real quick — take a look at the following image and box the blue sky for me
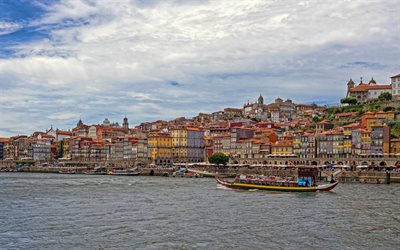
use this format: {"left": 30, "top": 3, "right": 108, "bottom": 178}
{"left": 0, "top": 0, "right": 399, "bottom": 136}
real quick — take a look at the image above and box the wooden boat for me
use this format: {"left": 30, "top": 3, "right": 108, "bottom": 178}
{"left": 216, "top": 167, "right": 338, "bottom": 192}
{"left": 216, "top": 177, "right": 338, "bottom": 192}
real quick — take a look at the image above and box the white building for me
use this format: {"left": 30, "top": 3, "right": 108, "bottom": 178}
{"left": 347, "top": 78, "right": 392, "bottom": 103}
{"left": 391, "top": 73, "right": 400, "bottom": 100}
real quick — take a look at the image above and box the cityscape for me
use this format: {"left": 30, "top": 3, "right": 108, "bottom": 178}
{"left": 1, "top": 73, "right": 400, "bottom": 167}
{"left": 1, "top": 1, "right": 400, "bottom": 249}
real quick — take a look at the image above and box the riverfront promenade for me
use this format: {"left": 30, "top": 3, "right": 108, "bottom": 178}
{"left": 1, "top": 160, "right": 399, "bottom": 184}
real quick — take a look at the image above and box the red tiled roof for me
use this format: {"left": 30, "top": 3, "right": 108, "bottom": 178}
{"left": 335, "top": 112, "right": 358, "bottom": 118}
{"left": 0, "top": 138, "right": 10, "bottom": 143}
{"left": 350, "top": 84, "right": 392, "bottom": 92}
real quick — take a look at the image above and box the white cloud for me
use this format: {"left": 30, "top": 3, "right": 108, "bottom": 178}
{"left": 0, "top": 21, "right": 22, "bottom": 35}
{"left": 0, "top": 0, "right": 399, "bottom": 136}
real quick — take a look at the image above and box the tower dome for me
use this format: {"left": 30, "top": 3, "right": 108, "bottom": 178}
{"left": 369, "top": 77, "right": 376, "bottom": 85}
{"left": 103, "top": 118, "right": 110, "bottom": 126}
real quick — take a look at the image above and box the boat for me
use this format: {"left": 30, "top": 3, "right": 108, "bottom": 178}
{"left": 58, "top": 169, "right": 76, "bottom": 174}
{"left": 107, "top": 168, "right": 140, "bottom": 176}
{"left": 188, "top": 169, "right": 235, "bottom": 178}
{"left": 216, "top": 167, "right": 338, "bottom": 192}
{"left": 172, "top": 168, "right": 203, "bottom": 178}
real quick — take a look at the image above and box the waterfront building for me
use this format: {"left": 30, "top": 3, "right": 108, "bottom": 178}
{"left": 390, "top": 139, "right": 400, "bottom": 155}
{"left": 62, "top": 137, "right": 71, "bottom": 159}
{"left": 316, "top": 130, "right": 345, "bottom": 158}
{"left": 171, "top": 127, "right": 205, "bottom": 163}
{"left": 343, "top": 123, "right": 359, "bottom": 158}
{"left": 0, "top": 138, "right": 10, "bottom": 160}
{"left": 32, "top": 139, "right": 51, "bottom": 161}
{"left": 370, "top": 125, "right": 390, "bottom": 156}
{"left": 361, "top": 130, "right": 372, "bottom": 156}
{"left": 136, "top": 137, "right": 149, "bottom": 165}
{"left": 346, "top": 77, "right": 392, "bottom": 103}
{"left": 391, "top": 73, "right": 400, "bottom": 100}
{"left": 11, "top": 136, "right": 32, "bottom": 160}
{"left": 148, "top": 132, "right": 172, "bottom": 166}
{"left": 70, "top": 136, "right": 92, "bottom": 161}
{"left": 303, "top": 132, "right": 316, "bottom": 158}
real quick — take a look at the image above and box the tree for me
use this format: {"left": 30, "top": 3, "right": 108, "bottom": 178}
{"left": 384, "top": 106, "right": 395, "bottom": 112}
{"left": 208, "top": 153, "right": 229, "bottom": 165}
{"left": 58, "top": 141, "right": 64, "bottom": 159}
{"left": 340, "top": 97, "right": 357, "bottom": 105}
{"left": 378, "top": 92, "right": 392, "bottom": 101}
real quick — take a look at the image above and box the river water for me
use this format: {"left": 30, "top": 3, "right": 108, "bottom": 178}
{"left": 0, "top": 173, "right": 399, "bottom": 250}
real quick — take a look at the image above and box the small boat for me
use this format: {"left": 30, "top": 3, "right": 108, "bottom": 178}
{"left": 107, "top": 168, "right": 140, "bottom": 176}
{"left": 216, "top": 167, "right": 338, "bottom": 192}
{"left": 58, "top": 169, "right": 76, "bottom": 174}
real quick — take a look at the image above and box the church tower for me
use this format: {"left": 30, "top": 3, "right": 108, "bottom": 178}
{"left": 77, "top": 118, "right": 83, "bottom": 127}
{"left": 347, "top": 78, "right": 355, "bottom": 97}
{"left": 123, "top": 116, "right": 129, "bottom": 130}
{"left": 258, "top": 94, "right": 264, "bottom": 105}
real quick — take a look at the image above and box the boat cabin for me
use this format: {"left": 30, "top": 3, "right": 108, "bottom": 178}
{"left": 298, "top": 167, "right": 318, "bottom": 187}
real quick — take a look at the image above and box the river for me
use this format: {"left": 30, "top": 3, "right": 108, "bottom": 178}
{"left": 0, "top": 173, "right": 399, "bottom": 249}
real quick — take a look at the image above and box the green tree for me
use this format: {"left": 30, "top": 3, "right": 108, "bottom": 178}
{"left": 340, "top": 97, "right": 357, "bottom": 105}
{"left": 208, "top": 153, "right": 229, "bottom": 165}
{"left": 58, "top": 141, "right": 64, "bottom": 159}
{"left": 378, "top": 92, "right": 392, "bottom": 101}
{"left": 384, "top": 106, "right": 395, "bottom": 112}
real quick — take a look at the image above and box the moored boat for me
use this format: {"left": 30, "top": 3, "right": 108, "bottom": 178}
{"left": 107, "top": 168, "right": 140, "bottom": 176}
{"left": 216, "top": 167, "right": 338, "bottom": 192}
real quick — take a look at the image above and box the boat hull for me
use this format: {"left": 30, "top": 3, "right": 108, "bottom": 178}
{"left": 216, "top": 178, "right": 338, "bottom": 192}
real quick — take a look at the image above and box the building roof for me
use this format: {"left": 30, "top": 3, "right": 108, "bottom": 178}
{"left": 391, "top": 73, "right": 400, "bottom": 78}
{"left": 350, "top": 84, "right": 392, "bottom": 92}
{"left": 0, "top": 138, "right": 10, "bottom": 143}
{"left": 335, "top": 112, "right": 358, "bottom": 118}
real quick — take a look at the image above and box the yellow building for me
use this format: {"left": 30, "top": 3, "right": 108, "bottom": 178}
{"left": 390, "top": 139, "right": 400, "bottom": 155}
{"left": 171, "top": 127, "right": 205, "bottom": 163}
{"left": 148, "top": 132, "right": 172, "bottom": 165}
{"left": 361, "top": 130, "right": 371, "bottom": 155}
{"left": 172, "top": 128, "right": 188, "bottom": 161}
{"left": 343, "top": 123, "right": 359, "bottom": 157}
{"left": 62, "top": 137, "right": 71, "bottom": 158}
{"left": 362, "top": 111, "right": 395, "bottom": 130}
{"left": 271, "top": 140, "right": 293, "bottom": 156}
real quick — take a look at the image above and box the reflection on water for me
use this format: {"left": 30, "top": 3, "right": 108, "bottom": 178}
{"left": 0, "top": 173, "right": 399, "bottom": 249}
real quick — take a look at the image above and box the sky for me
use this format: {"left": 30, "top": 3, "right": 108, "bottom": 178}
{"left": 0, "top": 0, "right": 399, "bottom": 136}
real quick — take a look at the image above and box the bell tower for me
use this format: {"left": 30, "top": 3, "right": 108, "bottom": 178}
{"left": 347, "top": 78, "right": 355, "bottom": 97}
{"left": 123, "top": 116, "right": 129, "bottom": 130}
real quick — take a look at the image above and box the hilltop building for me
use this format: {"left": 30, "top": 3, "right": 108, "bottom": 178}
{"left": 391, "top": 73, "right": 400, "bottom": 100}
{"left": 346, "top": 77, "right": 392, "bottom": 103}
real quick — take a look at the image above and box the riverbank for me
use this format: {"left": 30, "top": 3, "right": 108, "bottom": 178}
{"left": 2, "top": 164, "right": 400, "bottom": 184}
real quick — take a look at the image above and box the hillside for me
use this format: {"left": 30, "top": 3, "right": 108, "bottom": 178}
{"left": 312, "top": 100, "right": 400, "bottom": 138}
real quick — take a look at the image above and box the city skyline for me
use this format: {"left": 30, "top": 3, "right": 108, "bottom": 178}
{"left": 1, "top": 0, "right": 400, "bottom": 137}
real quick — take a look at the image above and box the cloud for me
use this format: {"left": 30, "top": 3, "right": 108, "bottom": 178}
{"left": 0, "top": 21, "right": 22, "bottom": 35}
{"left": 0, "top": 0, "right": 399, "bottom": 136}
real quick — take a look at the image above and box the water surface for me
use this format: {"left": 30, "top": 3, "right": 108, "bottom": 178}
{"left": 0, "top": 173, "right": 399, "bottom": 249}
